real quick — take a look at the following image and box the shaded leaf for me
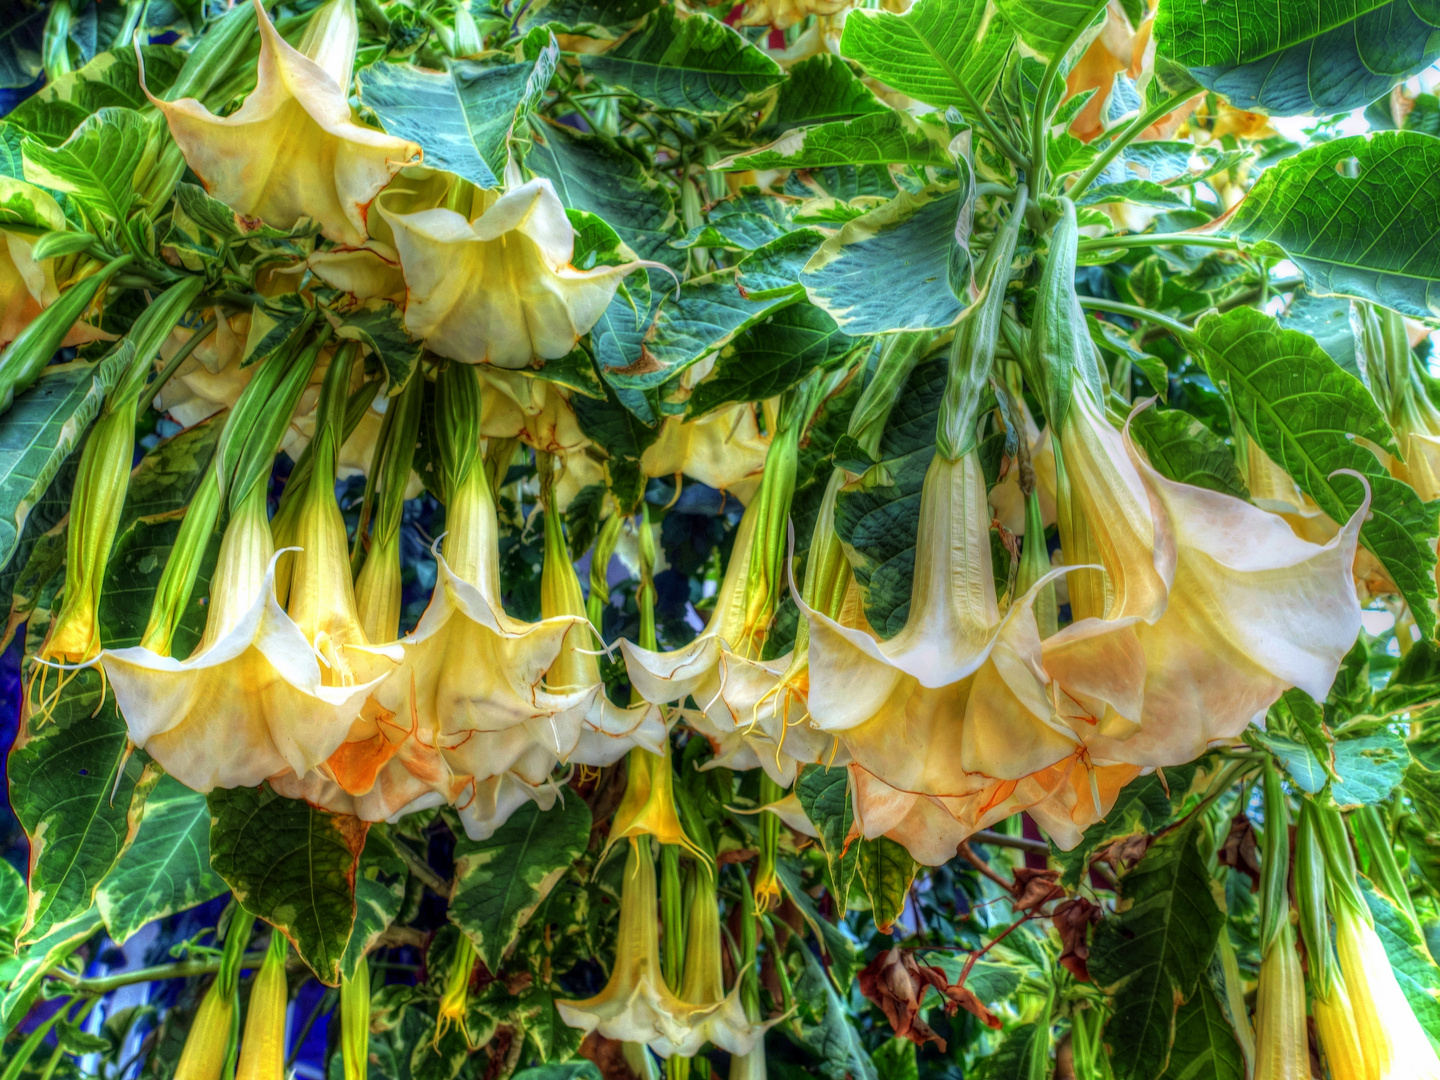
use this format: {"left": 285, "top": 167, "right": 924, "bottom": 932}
{"left": 1157, "top": 981, "right": 1246, "bottom": 1080}
{"left": 343, "top": 825, "right": 407, "bottom": 979}
{"left": 856, "top": 837, "right": 918, "bottom": 933}
{"left": 794, "top": 765, "right": 858, "bottom": 909}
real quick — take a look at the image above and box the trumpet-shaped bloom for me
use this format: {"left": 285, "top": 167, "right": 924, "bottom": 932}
{"left": 1039, "top": 398, "right": 1366, "bottom": 767}
{"left": 737, "top": 0, "right": 852, "bottom": 29}
{"left": 380, "top": 179, "right": 642, "bottom": 368}
{"left": 1252, "top": 922, "right": 1308, "bottom": 1080}
{"left": 1313, "top": 969, "right": 1367, "bottom": 1080}
{"left": 557, "top": 839, "right": 719, "bottom": 1051}
{"left": 641, "top": 404, "right": 770, "bottom": 503}
{"left": 0, "top": 178, "right": 109, "bottom": 349}
{"left": 102, "top": 488, "right": 375, "bottom": 790}
{"left": 174, "top": 977, "right": 235, "bottom": 1080}
{"left": 801, "top": 453, "right": 1076, "bottom": 801}
{"left": 142, "top": 0, "right": 419, "bottom": 246}
{"left": 236, "top": 933, "right": 290, "bottom": 1080}
{"left": 1334, "top": 898, "right": 1440, "bottom": 1079}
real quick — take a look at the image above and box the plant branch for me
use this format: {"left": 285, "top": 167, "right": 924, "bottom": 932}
{"left": 958, "top": 840, "right": 1016, "bottom": 891}
{"left": 392, "top": 836, "right": 450, "bottom": 897}
{"left": 1078, "top": 296, "right": 1196, "bottom": 342}
{"left": 1031, "top": 0, "right": 1110, "bottom": 192}
{"left": 1076, "top": 232, "right": 1240, "bottom": 254}
{"left": 971, "top": 829, "right": 1050, "bottom": 855}
{"left": 47, "top": 951, "right": 272, "bottom": 994}
{"left": 1065, "top": 89, "right": 1202, "bottom": 200}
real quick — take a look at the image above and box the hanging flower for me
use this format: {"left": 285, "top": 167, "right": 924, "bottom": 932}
{"left": 103, "top": 482, "right": 377, "bottom": 790}
{"left": 142, "top": 0, "right": 419, "bottom": 246}
{"left": 556, "top": 839, "right": 716, "bottom": 1051}
{"left": 379, "top": 178, "right": 645, "bottom": 369}
{"left": 1252, "top": 922, "right": 1308, "bottom": 1080}
{"left": 1038, "top": 398, "right": 1366, "bottom": 767}
{"left": 0, "top": 177, "right": 109, "bottom": 349}
{"left": 641, "top": 403, "right": 770, "bottom": 504}
{"left": 737, "top": 0, "right": 852, "bottom": 30}
{"left": 236, "top": 932, "right": 290, "bottom": 1080}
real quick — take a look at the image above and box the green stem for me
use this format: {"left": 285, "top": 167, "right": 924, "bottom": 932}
{"left": 1075, "top": 232, "right": 1240, "bottom": 254}
{"left": 1030, "top": 0, "right": 1110, "bottom": 192}
{"left": 147, "top": 316, "right": 218, "bottom": 404}
{"left": 47, "top": 952, "right": 274, "bottom": 994}
{"left": 1065, "top": 89, "right": 1202, "bottom": 200}
{"left": 1077, "top": 296, "right": 1196, "bottom": 342}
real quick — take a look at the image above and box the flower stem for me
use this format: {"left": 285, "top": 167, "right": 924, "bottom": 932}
{"left": 1064, "top": 88, "right": 1202, "bottom": 201}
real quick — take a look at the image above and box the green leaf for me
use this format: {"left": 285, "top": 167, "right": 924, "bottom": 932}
{"left": 1278, "top": 290, "right": 1368, "bottom": 388}
{"left": 1360, "top": 875, "right": 1440, "bottom": 1043}
{"left": 578, "top": 7, "right": 783, "bottom": 115}
{"left": 0, "top": 9, "right": 44, "bottom": 90}
{"left": 343, "top": 825, "right": 408, "bottom": 979}
{"left": 3, "top": 46, "right": 184, "bottom": 146}
{"left": 1193, "top": 306, "right": 1440, "bottom": 638}
{"left": 207, "top": 783, "right": 367, "bottom": 986}
{"left": 1220, "top": 133, "right": 1440, "bottom": 318}
{"left": 95, "top": 774, "right": 226, "bottom": 945}
{"left": 21, "top": 106, "right": 149, "bottom": 223}
{"left": 1050, "top": 762, "right": 1200, "bottom": 889}
{"left": 871, "top": 1038, "right": 919, "bottom": 1080}
{"left": 758, "top": 52, "right": 888, "bottom": 134}
{"left": 0, "top": 859, "right": 23, "bottom": 955}
{"left": 794, "top": 765, "right": 858, "bottom": 910}
{"left": 775, "top": 858, "right": 860, "bottom": 990}
{"left": 793, "top": 943, "right": 879, "bottom": 1080}
{"left": 1078, "top": 179, "right": 1190, "bottom": 209}
{"left": 1090, "top": 818, "right": 1225, "bottom": 1080}
{"left": 840, "top": 0, "right": 1015, "bottom": 113}
{"left": 994, "top": 0, "right": 1105, "bottom": 60}
{"left": 721, "top": 109, "right": 955, "bottom": 172}
{"left": 0, "top": 908, "right": 100, "bottom": 1036}
{"left": 358, "top": 43, "right": 558, "bottom": 189}
{"left": 973, "top": 1022, "right": 1050, "bottom": 1080}
{"left": 1156, "top": 982, "right": 1246, "bottom": 1080}
{"left": 1155, "top": 0, "right": 1440, "bottom": 115}
{"left": 1247, "top": 729, "right": 1328, "bottom": 794}
{"left": 10, "top": 667, "right": 154, "bottom": 946}
{"left": 336, "top": 302, "right": 423, "bottom": 394}
{"left": 1128, "top": 405, "right": 1248, "bottom": 499}
{"left": 1331, "top": 729, "right": 1410, "bottom": 807}
{"left": 449, "top": 797, "right": 592, "bottom": 973}
{"left": 0, "top": 359, "right": 116, "bottom": 574}
{"left": 518, "top": 0, "right": 660, "bottom": 34}
{"left": 687, "top": 303, "right": 857, "bottom": 419}
{"left": 802, "top": 187, "right": 970, "bottom": 334}
{"left": 738, "top": 228, "right": 828, "bottom": 300}
{"left": 856, "top": 836, "right": 918, "bottom": 933}
{"left": 834, "top": 354, "right": 944, "bottom": 638}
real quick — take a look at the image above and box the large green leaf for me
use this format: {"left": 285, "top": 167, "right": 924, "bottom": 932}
{"left": 687, "top": 303, "right": 857, "bottom": 419}
{"left": 994, "top": 0, "right": 1105, "bottom": 60}
{"left": 1278, "top": 291, "right": 1367, "bottom": 387}
{"left": 721, "top": 110, "right": 955, "bottom": 172}
{"left": 757, "top": 52, "right": 888, "bottom": 134}
{"left": 449, "top": 797, "right": 591, "bottom": 972}
{"left": 578, "top": 6, "right": 783, "bottom": 115}
{"left": 1220, "top": 133, "right": 1440, "bottom": 318}
{"left": 9, "top": 668, "right": 155, "bottom": 946}
{"left": 21, "top": 106, "right": 149, "bottom": 223}
{"left": 1090, "top": 817, "right": 1225, "bottom": 1080}
{"left": 855, "top": 837, "right": 918, "bottom": 933}
{"left": 1155, "top": 0, "right": 1440, "bottom": 115}
{"left": 0, "top": 8, "right": 44, "bottom": 90}
{"left": 2, "top": 46, "right": 184, "bottom": 146}
{"left": 358, "top": 43, "right": 558, "bottom": 189}
{"left": 1156, "top": 982, "right": 1246, "bottom": 1080}
{"left": 1191, "top": 306, "right": 1440, "bottom": 638}
{"left": 0, "top": 360, "right": 115, "bottom": 575}
{"left": 776, "top": 858, "right": 861, "bottom": 990}
{"left": 802, "top": 187, "right": 970, "bottom": 334}
{"left": 794, "top": 765, "right": 858, "bottom": 910}
{"left": 207, "top": 783, "right": 366, "bottom": 986}
{"left": 343, "top": 825, "right": 408, "bottom": 979}
{"left": 1331, "top": 729, "right": 1410, "bottom": 807}
{"left": 840, "top": 0, "right": 1015, "bottom": 113}
{"left": 95, "top": 774, "right": 226, "bottom": 945}
{"left": 1128, "top": 405, "right": 1248, "bottom": 500}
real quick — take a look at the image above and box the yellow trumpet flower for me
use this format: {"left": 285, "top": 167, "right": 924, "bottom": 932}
{"left": 1313, "top": 967, "right": 1367, "bottom": 1080}
{"left": 379, "top": 178, "right": 644, "bottom": 369}
{"left": 236, "top": 932, "right": 290, "bottom": 1080}
{"left": 556, "top": 838, "right": 716, "bottom": 1050}
{"left": 173, "top": 976, "right": 236, "bottom": 1080}
{"left": 1252, "top": 921, "right": 1308, "bottom": 1080}
{"left": 0, "top": 177, "right": 109, "bottom": 349}
{"left": 142, "top": 0, "right": 419, "bottom": 246}
{"left": 640, "top": 403, "right": 770, "bottom": 504}
{"left": 1038, "top": 396, "right": 1366, "bottom": 768}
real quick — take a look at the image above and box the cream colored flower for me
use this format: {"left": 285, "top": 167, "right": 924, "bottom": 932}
{"left": 557, "top": 839, "right": 718, "bottom": 1050}
{"left": 380, "top": 178, "right": 643, "bottom": 369}
{"left": 1038, "top": 396, "right": 1366, "bottom": 768}
{"left": 641, "top": 403, "right": 770, "bottom": 503}
{"left": 102, "top": 485, "right": 372, "bottom": 790}
{"left": 0, "top": 178, "right": 109, "bottom": 349}
{"left": 142, "top": 0, "right": 419, "bottom": 246}
{"left": 737, "top": 0, "right": 851, "bottom": 30}
{"left": 479, "top": 367, "right": 587, "bottom": 454}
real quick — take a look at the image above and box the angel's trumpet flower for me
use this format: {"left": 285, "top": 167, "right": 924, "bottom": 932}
{"left": 536, "top": 468, "right": 666, "bottom": 768}
{"left": 175, "top": 908, "right": 256, "bottom": 1080}
{"left": 653, "top": 867, "right": 770, "bottom": 1058}
{"left": 610, "top": 743, "right": 703, "bottom": 858}
{"left": 641, "top": 401, "right": 770, "bottom": 503}
{"left": 380, "top": 178, "right": 645, "bottom": 369}
{"left": 236, "top": 931, "right": 290, "bottom": 1080}
{"left": 737, "top": 0, "right": 850, "bottom": 29}
{"left": 1308, "top": 802, "right": 1440, "bottom": 1080}
{"left": 557, "top": 838, "right": 712, "bottom": 1050}
{"left": 103, "top": 337, "right": 377, "bottom": 789}
{"left": 1032, "top": 201, "right": 1365, "bottom": 767}
{"left": 802, "top": 188, "right": 1081, "bottom": 825}
{"left": 1252, "top": 763, "right": 1308, "bottom": 1080}
{"left": 142, "top": 0, "right": 419, "bottom": 246}
{"left": 435, "top": 933, "right": 482, "bottom": 1047}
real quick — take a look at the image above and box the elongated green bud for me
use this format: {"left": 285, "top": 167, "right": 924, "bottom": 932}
{"left": 436, "top": 362, "right": 483, "bottom": 504}
{"left": 1350, "top": 805, "right": 1421, "bottom": 934}
{"left": 1016, "top": 489, "right": 1056, "bottom": 637}
{"left": 0, "top": 254, "right": 132, "bottom": 415}
{"left": 936, "top": 184, "right": 1026, "bottom": 462}
{"left": 340, "top": 961, "right": 371, "bottom": 1080}
{"left": 164, "top": 0, "right": 261, "bottom": 106}
{"left": 1027, "top": 198, "right": 1104, "bottom": 431}
{"left": 1258, "top": 761, "right": 1290, "bottom": 954}
{"left": 587, "top": 511, "right": 625, "bottom": 631}
{"left": 354, "top": 371, "right": 423, "bottom": 642}
{"left": 1294, "top": 800, "right": 1331, "bottom": 997}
